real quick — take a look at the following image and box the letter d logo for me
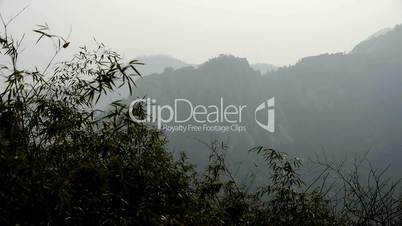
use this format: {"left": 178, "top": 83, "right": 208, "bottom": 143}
{"left": 254, "top": 97, "right": 275, "bottom": 133}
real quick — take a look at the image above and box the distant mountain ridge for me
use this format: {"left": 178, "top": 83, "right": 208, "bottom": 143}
{"left": 136, "top": 55, "right": 278, "bottom": 76}
{"left": 351, "top": 24, "right": 402, "bottom": 55}
{"left": 136, "top": 55, "right": 192, "bottom": 75}
{"left": 127, "top": 24, "right": 402, "bottom": 176}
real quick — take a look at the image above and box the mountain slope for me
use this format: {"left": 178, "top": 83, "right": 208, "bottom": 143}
{"left": 351, "top": 24, "right": 402, "bottom": 56}
{"left": 136, "top": 55, "right": 192, "bottom": 75}
{"left": 129, "top": 25, "right": 402, "bottom": 175}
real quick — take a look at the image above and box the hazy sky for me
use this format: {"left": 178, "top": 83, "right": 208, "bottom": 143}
{"left": 1, "top": 0, "right": 402, "bottom": 66}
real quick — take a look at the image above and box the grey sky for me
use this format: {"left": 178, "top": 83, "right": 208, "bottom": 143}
{"left": 1, "top": 0, "right": 402, "bottom": 66}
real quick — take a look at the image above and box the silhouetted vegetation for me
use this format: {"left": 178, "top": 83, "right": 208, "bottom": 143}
{"left": 1, "top": 15, "right": 402, "bottom": 225}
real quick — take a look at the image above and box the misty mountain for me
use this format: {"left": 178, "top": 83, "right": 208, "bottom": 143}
{"left": 351, "top": 25, "right": 402, "bottom": 56}
{"left": 128, "top": 24, "right": 402, "bottom": 176}
{"left": 136, "top": 55, "right": 277, "bottom": 76}
{"left": 136, "top": 55, "right": 192, "bottom": 75}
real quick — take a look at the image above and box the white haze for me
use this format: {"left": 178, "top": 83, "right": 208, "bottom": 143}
{"left": 1, "top": 0, "right": 402, "bottom": 66}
